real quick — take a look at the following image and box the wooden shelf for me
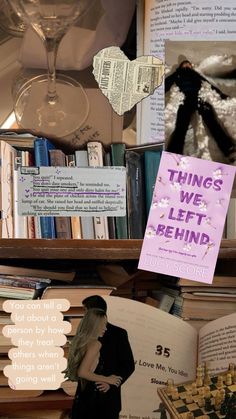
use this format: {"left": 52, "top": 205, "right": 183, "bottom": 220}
{"left": 0, "top": 239, "right": 142, "bottom": 260}
{"left": 218, "top": 239, "right": 236, "bottom": 258}
{"left": 0, "top": 391, "right": 73, "bottom": 413}
{"left": 0, "top": 239, "right": 234, "bottom": 260}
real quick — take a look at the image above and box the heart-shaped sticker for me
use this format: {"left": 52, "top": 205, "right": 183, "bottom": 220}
{"left": 93, "top": 47, "right": 164, "bottom": 116}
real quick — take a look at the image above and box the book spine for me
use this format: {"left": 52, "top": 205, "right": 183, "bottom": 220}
{"left": 170, "top": 296, "right": 184, "bottom": 318}
{"left": 226, "top": 197, "right": 236, "bottom": 239}
{"left": 49, "top": 150, "right": 72, "bottom": 239}
{"left": 13, "top": 150, "right": 28, "bottom": 238}
{"left": 0, "top": 278, "right": 39, "bottom": 289}
{"left": 34, "top": 216, "right": 42, "bottom": 238}
{"left": 158, "top": 294, "right": 175, "bottom": 312}
{"left": 111, "top": 144, "right": 128, "bottom": 239}
{"left": 66, "top": 155, "right": 76, "bottom": 167}
{"left": 65, "top": 153, "right": 82, "bottom": 239}
{"left": 87, "top": 142, "right": 109, "bottom": 239}
{"left": 125, "top": 150, "right": 146, "bottom": 239}
{"left": 71, "top": 217, "right": 82, "bottom": 239}
{"left": 75, "top": 150, "right": 95, "bottom": 239}
{"left": 144, "top": 150, "right": 161, "bottom": 216}
{"left": 104, "top": 151, "right": 116, "bottom": 239}
{"left": 0, "top": 141, "right": 16, "bottom": 238}
{"left": 34, "top": 138, "right": 55, "bottom": 239}
{"left": 24, "top": 151, "right": 36, "bottom": 239}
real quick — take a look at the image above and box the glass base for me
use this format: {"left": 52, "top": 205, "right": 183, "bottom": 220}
{"left": 14, "top": 73, "right": 89, "bottom": 137}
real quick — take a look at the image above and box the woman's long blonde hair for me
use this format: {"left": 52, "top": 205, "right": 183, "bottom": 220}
{"left": 64, "top": 308, "right": 107, "bottom": 383}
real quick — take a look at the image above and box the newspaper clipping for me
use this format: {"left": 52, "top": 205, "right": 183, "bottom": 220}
{"left": 93, "top": 46, "right": 164, "bottom": 115}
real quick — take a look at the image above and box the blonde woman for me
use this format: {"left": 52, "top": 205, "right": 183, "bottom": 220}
{"left": 65, "top": 308, "right": 122, "bottom": 419}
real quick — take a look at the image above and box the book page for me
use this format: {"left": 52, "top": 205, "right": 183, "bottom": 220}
{"left": 138, "top": 0, "right": 236, "bottom": 144}
{"left": 198, "top": 313, "right": 236, "bottom": 375}
{"left": 105, "top": 296, "right": 198, "bottom": 419}
{"left": 17, "top": 166, "right": 126, "bottom": 217}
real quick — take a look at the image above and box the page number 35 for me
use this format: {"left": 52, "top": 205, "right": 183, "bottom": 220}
{"left": 155, "top": 345, "right": 170, "bottom": 357}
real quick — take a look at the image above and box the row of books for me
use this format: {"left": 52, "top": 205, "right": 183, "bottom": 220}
{"left": 0, "top": 134, "right": 163, "bottom": 239}
{"left": 123, "top": 275, "right": 236, "bottom": 330}
{"left": 177, "top": 276, "right": 236, "bottom": 330}
{"left": 93, "top": 264, "right": 236, "bottom": 325}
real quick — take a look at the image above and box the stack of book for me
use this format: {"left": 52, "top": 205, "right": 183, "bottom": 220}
{"left": 0, "top": 134, "right": 163, "bottom": 240}
{"left": 177, "top": 276, "right": 236, "bottom": 330}
{"left": 0, "top": 264, "right": 75, "bottom": 301}
{"left": 0, "top": 274, "right": 50, "bottom": 300}
{"left": 150, "top": 286, "right": 182, "bottom": 315}
{"left": 96, "top": 263, "right": 162, "bottom": 300}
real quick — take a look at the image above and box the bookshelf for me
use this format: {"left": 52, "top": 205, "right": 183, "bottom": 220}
{"left": 0, "top": 238, "right": 235, "bottom": 414}
{"left": 0, "top": 239, "right": 234, "bottom": 260}
{"left": 0, "top": 239, "right": 141, "bottom": 260}
{"left": 218, "top": 239, "right": 236, "bottom": 258}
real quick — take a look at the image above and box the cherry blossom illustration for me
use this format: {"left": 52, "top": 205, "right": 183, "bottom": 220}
{"left": 170, "top": 153, "right": 189, "bottom": 169}
{"left": 145, "top": 226, "right": 156, "bottom": 238}
{"left": 157, "top": 197, "right": 170, "bottom": 208}
{"left": 205, "top": 217, "right": 216, "bottom": 229}
{"left": 213, "top": 168, "right": 223, "bottom": 180}
{"left": 216, "top": 198, "right": 225, "bottom": 207}
{"left": 151, "top": 201, "right": 159, "bottom": 209}
{"left": 170, "top": 182, "right": 182, "bottom": 191}
{"left": 198, "top": 200, "right": 208, "bottom": 212}
{"left": 159, "top": 238, "right": 171, "bottom": 245}
{"left": 178, "top": 156, "right": 189, "bottom": 169}
{"left": 183, "top": 243, "right": 192, "bottom": 252}
{"left": 213, "top": 167, "right": 229, "bottom": 180}
{"left": 202, "top": 241, "right": 215, "bottom": 260}
{"left": 157, "top": 176, "right": 165, "bottom": 186}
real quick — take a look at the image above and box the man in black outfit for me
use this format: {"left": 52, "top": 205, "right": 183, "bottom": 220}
{"left": 82, "top": 295, "right": 135, "bottom": 419}
{"left": 165, "top": 60, "right": 236, "bottom": 162}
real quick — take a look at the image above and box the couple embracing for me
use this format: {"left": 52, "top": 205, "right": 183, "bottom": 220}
{"left": 65, "top": 295, "right": 135, "bottom": 419}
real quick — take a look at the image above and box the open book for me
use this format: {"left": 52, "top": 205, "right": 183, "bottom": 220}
{"left": 104, "top": 296, "right": 236, "bottom": 419}
{"left": 137, "top": 0, "right": 236, "bottom": 145}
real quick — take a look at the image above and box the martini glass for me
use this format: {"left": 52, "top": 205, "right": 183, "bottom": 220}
{"left": 9, "top": 0, "right": 93, "bottom": 137}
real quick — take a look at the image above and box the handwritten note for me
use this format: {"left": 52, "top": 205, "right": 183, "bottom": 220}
{"left": 17, "top": 166, "right": 126, "bottom": 217}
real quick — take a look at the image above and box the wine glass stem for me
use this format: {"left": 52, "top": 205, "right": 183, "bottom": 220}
{"left": 44, "top": 37, "right": 61, "bottom": 105}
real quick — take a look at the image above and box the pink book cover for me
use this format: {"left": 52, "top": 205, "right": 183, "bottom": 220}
{"left": 138, "top": 152, "right": 235, "bottom": 284}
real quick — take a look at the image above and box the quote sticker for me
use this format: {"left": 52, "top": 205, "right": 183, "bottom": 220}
{"left": 2, "top": 299, "right": 70, "bottom": 390}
